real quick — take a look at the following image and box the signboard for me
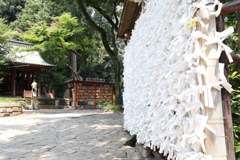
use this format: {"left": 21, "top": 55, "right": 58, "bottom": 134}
{"left": 86, "top": 77, "right": 105, "bottom": 82}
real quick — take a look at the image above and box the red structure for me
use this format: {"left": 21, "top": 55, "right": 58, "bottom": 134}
{"left": 73, "top": 81, "right": 114, "bottom": 109}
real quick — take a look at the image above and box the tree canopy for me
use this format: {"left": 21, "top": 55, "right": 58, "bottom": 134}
{"left": 0, "top": 19, "right": 11, "bottom": 82}
{"left": 0, "top": 0, "right": 25, "bottom": 25}
{"left": 20, "top": 13, "right": 92, "bottom": 81}
{"left": 7, "top": 0, "right": 83, "bottom": 31}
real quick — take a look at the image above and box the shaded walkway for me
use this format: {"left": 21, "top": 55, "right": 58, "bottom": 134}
{"left": 0, "top": 109, "right": 134, "bottom": 160}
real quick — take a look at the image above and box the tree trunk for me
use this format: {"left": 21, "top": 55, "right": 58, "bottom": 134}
{"left": 75, "top": 0, "right": 123, "bottom": 105}
{"left": 71, "top": 52, "right": 77, "bottom": 80}
{"left": 71, "top": 35, "right": 77, "bottom": 80}
{"left": 113, "top": 59, "right": 122, "bottom": 105}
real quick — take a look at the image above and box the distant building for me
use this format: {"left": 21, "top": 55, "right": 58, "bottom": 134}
{"left": 0, "top": 40, "right": 55, "bottom": 97}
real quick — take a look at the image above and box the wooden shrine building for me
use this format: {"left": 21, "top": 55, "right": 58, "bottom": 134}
{"left": 0, "top": 40, "right": 55, "bottom": 97}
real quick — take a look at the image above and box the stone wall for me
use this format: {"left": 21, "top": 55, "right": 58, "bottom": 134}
{"left": 26, "top": 98, "right": 70, "bottom": 110}
{"left": 0, "top": 103, "right": 22, "bottom": 117}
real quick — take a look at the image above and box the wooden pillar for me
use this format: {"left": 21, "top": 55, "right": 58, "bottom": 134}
{"left": 216, "top": 14, "right": 236, "bottom": 160}
{"left": 21, "top": 71, "right": 25, "bottom": 88}
{"left": 37, "top": 73, "right": 41, "bottom": 97}
{"left": 22, "top": 72, "right": 27, "bottom": 90}
{"left": 203, "top": 19, "right": 227, "bottom": 160}
{"left": 196, "top": 1, "right": 227, "bottom": 159}
{"left": 237, "top": 11, "right": 240, "bottom": 45}
{"left": 73, "top": 82, "right": 77, "bottom": 109}
{"left": 111, "top": 84, "right": 114, "bottom": 105}
{"left": 94, "top": 84, "right": 96, "bottom": 109}
{"left": 26, "top": 72, "right": 31, "bottom": 90}
{"left": 11, "top": 70, "right": 16, "bottom": 96}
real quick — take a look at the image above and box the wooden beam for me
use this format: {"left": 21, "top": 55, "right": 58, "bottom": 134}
{"left": 117, "top": 0, "right": 142, "bottom": 39}
{"left": 127, "top": 32, "right": 131, "bottom": 41}
{"left": 216, "top": 15, "right": 236, "bottom": 160}
{"left": 221, "top": 0, "right": 240, "bottom": 15}
{"left": 197, "top": 1, "right": 227, "bottom": 158}
{"left": 231, "top": 54, "right": 240, "bottom": 64}
{"left": 238, "top": 11, "right": 240, "bottom": 44}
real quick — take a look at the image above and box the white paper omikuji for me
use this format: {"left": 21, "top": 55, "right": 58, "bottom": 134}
{"left": 123, "top": 0, "right": 232, "bottom": 159}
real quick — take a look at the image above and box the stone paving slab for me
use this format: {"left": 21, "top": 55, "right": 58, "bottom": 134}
{"left": 0, "top": 109, "right": 137, "bottom": 160}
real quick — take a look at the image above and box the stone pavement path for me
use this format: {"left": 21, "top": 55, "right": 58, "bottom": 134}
{"left": 0, "top": 109, "right": 136, "bottom": 160}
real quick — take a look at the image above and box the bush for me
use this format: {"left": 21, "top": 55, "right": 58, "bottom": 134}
{"left": 0, "top": 98, "right": 27, "bottom": 106}
{"left": 0, "top": 98, "right": 16, "bottom": 103}
{"left": 103, "top": 104, "right": 123, "bottom": 112}
{"left": 96, "top": 101, "right": 110, "bottom": 106}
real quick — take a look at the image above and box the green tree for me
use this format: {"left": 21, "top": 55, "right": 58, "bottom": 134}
{"left": 10, "top": 0, "right": 83, "bottom": 31}
{"left": 0, "top": 0, "right": 26, "bottom": 25}
{"left": 0, "top": 19, "right": 11, "bottom": 82}
{"left": 75, "top": 0, "right": 125, "bottom": 105}
{"left": 21, "top": 13, "right": 91, "bottom": 81}
{"left": 10, "top": 0, "right": 58, "bottom": 31}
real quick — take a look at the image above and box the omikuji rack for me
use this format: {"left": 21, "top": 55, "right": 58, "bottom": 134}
{"left": 73, "top": 81, "right": 114, "bottom": 109}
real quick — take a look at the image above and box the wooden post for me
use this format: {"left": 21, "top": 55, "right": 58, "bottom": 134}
{"left": 37, "top": 73, "right": 41, "bottom": 97}
{"left": 12, "top": 69, "right": 16, "bottom": 96}
{"left": 73, "top": 82, "right": 77, "bottom": 109}
{"left": 237, "top": 11, "right": 240, "bottom": 45}
{"left": 94, "top": 84, "right": 97, "bottom": 109}
{"left": 196, "top": 1, "right": 227, "bottom": 159}
{"left": 26, "top": 72, "right": 30, "bottom": 90}
{"left": 216, "top": 14, "right": 236, "bottom": 160}
{"left": 112, "top": 84, "right": 114, "bottom": 105}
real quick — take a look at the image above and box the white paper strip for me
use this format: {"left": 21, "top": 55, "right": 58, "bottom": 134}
{"left": 123, "top": 0, "right": 229, "bottom": 159}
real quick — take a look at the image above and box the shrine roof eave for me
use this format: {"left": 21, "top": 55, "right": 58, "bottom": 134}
{"left": 6, "top": 51, "right": 55, "bottom": 68}
{"left": 117, "top": 0, "right": 142, "bottom": 40}
{"left": 11, "top": 62, "right": 55, "bottom": 69}
{"left": 7, "top": 63, "right": 54, "bottom": 73}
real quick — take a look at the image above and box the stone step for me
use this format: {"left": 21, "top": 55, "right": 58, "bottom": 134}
{"left": 114, "top": 137, "right": 161, "bottom": 160}
{"left": 127, "top": 147, "right": 143, "bottom": 160}
{"left": 134, "top": 143, "right": 162, "bottom": 160}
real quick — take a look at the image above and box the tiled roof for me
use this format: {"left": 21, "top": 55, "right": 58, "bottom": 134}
{"left": 7, "top": 51, "right": 55, "bottom": 67}
{"left": 7, "top": 40, "right": 55, "bottom": 67}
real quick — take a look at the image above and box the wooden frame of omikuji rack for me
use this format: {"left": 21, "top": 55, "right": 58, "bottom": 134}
{"left": 73, "top": 81, "right": 114, "bottom": 109}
